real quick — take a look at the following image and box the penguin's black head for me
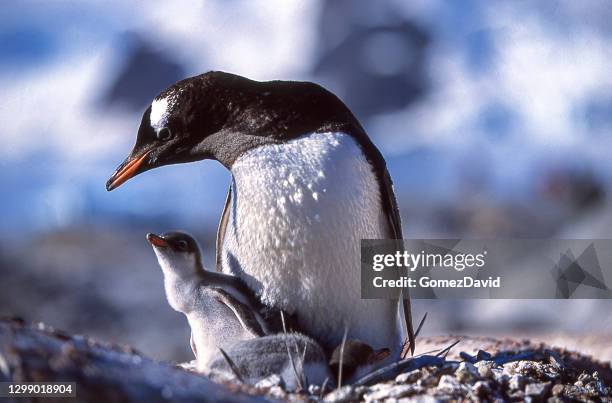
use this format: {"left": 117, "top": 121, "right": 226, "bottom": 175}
{"left": 146, "top": 231, "right": 199, "bottom": 254}
{"left": 146, "top": 231, "right": 203, "bottom": 275}
{"left": 106, "top": 72, "right": 239, "bottom": 191}
{"left": 106, "top": 71, "right": 361, "bottom": 191}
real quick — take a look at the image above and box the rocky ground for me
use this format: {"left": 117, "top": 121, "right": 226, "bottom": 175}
{"left": 318, "top": 338, "right": 612, "bottom": 402}
{"left": 1, "top": 319, "right": 610, "bottom": 402}
{"left": 2, "top": 226, "right": 611, "bottom": 368}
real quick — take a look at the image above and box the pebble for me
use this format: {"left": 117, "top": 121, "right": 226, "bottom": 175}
{"left": 324, "top": 385, "right": 365, "bottom": 402}
{"left": 455, "top": 361, "right": 478, "bottom": 383}
{"left": 437, "top": 375, "right": 462, "bottom": 394}
{"left": 507, "top": 389, "right": 525, "bottom": 400}
{"left": 475, "top": 360, "right": 495, "bottom": 378}
{"left": 254, "top": 374, "right": 284, "bottom": 389}
{"left": 551, "top": 384, "right": 564, "bottom": 396}
{"left": 395, "top": 369, "right": 422, "bottom": 384}
{"left": 525, "top": 381, "right": 551, "bottom": 398}
{"left": 515, "top": 361, "right": 540, "bottom": 378}
{"left": 472, "top": 380, "right": 491, "bottom": 398}
{"left": 545, "top": 349, "right": 565, "bottom": 369}
{"left": 491, "top": 369, "right": 507, "bottom": 384}
{"left": 308, "top": 384, "right": 321, "bottom": 395}
{"left": 502, "top": 361, "right": 519, "bottom": 376}
{"left": 266, "top": 385, "right": 287, "bottom": 399}
{"left": 402, "top": 396, "right": 438, "bottom": 403}
{"left": 363, "top": 384, "right": 416, "bottom": 402}
{"left": 509, "top": 374, "right": 526, "bottom": 391}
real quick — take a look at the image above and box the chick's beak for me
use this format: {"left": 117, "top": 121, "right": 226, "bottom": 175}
{"left": 106, "top": 150, "right": 151, "bottom": 191}
{"left": 146, "top": 233, "right": 168, "bottom": 248}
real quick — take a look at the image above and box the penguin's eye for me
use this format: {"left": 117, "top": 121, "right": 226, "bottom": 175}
{"left": 176, "top": 240, "right": 188, "bottom": 251}
{"left": 157, "top": 127, "right": 173, "bottom": 141}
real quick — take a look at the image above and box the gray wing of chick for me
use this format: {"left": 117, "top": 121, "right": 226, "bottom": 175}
{"left": 212, "top": 288, "right": 266, "bottom": 338}
{"left": 207, "top": 267, "right": 304, "bottom": 335}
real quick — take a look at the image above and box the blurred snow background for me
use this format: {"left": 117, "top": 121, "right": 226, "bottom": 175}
{"left": 1, "top": 0, "right": 611, "bottom": 362}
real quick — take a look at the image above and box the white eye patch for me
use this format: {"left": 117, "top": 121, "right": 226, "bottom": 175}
{"left": 150, "top": 97, "right": 170, "bottom": 130}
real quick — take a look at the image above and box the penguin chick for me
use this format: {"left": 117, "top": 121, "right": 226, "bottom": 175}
{"left": 147, "top": 231, "right": 269, "bottom": 370}
{"left": 208, "top": 333, "right": 332, "bottom": 391}
{"left": 329, "top": 339, "right": 391, "bottom": 384}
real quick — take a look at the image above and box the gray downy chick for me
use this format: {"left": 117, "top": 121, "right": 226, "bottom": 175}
{"left": 208, "top": 333, "right": 332, "bottom": 391}
{"left": 147, "top": 231, "right": 269, "bottom": 370}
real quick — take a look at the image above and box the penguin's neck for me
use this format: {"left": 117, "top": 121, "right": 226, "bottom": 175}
{"left": 162, "top": 270, "right": 202, "bottom": 314}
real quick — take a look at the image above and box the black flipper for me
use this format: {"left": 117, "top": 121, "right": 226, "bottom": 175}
{"left": 212, "top": 288, "right": 266, "bottom": 337}
{"left": 381, "top": 168, "right": 415, "bottom": 357}
{"left": 215, "top": 186, "right": 232, "bottom": 273}
{"left": 348, "top": 124, "right": 414, "bottom": 357}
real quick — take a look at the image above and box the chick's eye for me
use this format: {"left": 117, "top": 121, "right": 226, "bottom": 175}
{"left": 157, "top": 127, "right": 172, "bottom": 141}
{"left": 176, "top": 240, "right": 188, "bottom": 251}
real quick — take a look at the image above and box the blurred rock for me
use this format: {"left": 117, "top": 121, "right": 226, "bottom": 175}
{"left": 313, "top": 0, "right": 429, "bottom": 119}
{"left": 0, "top": 319, "right": 263, "bottom": 403}
{"left": 102, "top": 33, "right": 187, "bottom": 110}
{"left": 541, "top": 167, "right": 606, "bottom": 214}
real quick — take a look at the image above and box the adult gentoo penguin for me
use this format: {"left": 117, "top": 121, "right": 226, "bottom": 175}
{"left": 107, "top": 71, "right": 414, "bottom": 358}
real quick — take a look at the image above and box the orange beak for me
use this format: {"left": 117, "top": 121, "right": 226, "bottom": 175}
{"left": 146, "top": 233, "right": 168, "bottom": 248}
{"left": 106, "top": 150, "right": 151, "bottom": 191}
